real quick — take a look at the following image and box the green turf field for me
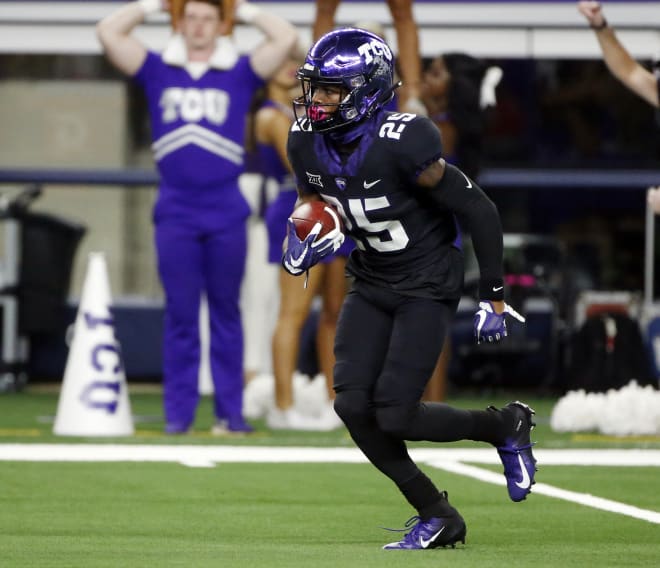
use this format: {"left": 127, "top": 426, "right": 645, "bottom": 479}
{"left": 1, "top": 389, "right": 658, "bottom": 567}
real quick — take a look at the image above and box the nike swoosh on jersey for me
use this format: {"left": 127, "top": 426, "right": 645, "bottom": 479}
{"left": 420, "top": 526, "right": 446, "bottom": 548}
{"left": 363, "top": 179, "right": 382, "bottom": 189}
{"left": 514, "top": 453, "right": 532, "bottom": 490}
{"left": 458, "top": 170, "right": 473, "bottom": 189}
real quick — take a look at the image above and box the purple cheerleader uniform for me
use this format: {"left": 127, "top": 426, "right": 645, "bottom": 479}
{"left": 134, "top": 51, "right": 264, "bottom": 432}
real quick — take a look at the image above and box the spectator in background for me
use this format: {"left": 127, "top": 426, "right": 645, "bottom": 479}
{"left": 578, "top": 3, "right": 660, "bottom": 214}
{"left": 539, "top": 59, "right": 621, "bottom": 163}
{"left": 96, "top": 0, "right": 297, "bottom": 434}
{"left": 245, "top": 51, "right": 348, "bottom": 430}
{"left": 577, "top": 1, "right": 659, "bottom": 108}
{"left": 649, "top": 187, "right": 660, "bottom": 214}
{"left": 422, "top": 53, "right": 501, "bottom": 181}
{"left": 313, "top": 0, "right": 427, "bottom": 115}
{"left": 420, "top": 52, "right": 502, "bottom": 400}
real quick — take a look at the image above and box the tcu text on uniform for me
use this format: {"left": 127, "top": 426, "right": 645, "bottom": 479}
{"left": 160, "top": 87, "right": 229, "bottom": 124}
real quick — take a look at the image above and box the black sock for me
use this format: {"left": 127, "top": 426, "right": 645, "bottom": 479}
{"left": 419, "top": 493, "right": 458, "bottom": 521}
{"left": 398, "top": 471, "right": 456, "bottom": 520}
{"left": 466, "top": 406, "right": 513, "bottom": 446}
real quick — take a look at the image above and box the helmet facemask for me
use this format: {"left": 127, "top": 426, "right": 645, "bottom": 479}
{"left": 294, "top": 77, "right": 359, "bottom": 132}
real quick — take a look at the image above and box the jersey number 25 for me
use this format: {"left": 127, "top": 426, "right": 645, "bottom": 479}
{"left": 321, "top": 195, "right": 409, "bottom": 253}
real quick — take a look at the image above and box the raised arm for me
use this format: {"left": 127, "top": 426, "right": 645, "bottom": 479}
{"left": 237, "top": 0, "right": 298, "bottom": 80}
{"left": 577, "top": 1, "right": 659, "bottom": 107}
{"left": 96, "top": 0, "right": 162, "bottom": 76}
{"left": 648, "top": 187, "right": 660, "bottom": 215}
{"left": 386, "top": 0, "right": 426, "bottom": 115}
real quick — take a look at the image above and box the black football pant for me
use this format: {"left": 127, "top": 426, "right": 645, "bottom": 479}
{"left": 333, "top": 282, "right": 506, "bottom": 505}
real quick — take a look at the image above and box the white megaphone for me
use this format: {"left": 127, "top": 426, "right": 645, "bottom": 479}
{"left": 53, "top": 252, "right": 134, "bottom": 436}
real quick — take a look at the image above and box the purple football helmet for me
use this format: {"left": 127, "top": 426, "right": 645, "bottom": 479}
{"left": 294, "top": 28, "right": 396, "bottom": 132}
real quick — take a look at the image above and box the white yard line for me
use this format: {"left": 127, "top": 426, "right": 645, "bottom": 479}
{"left": 429, "top": 460, "right": 660, "bottom": 525}
{"left": 1, "top": 444, "right": 658, "bottom": 524}
{"left": 1, "top": 445, "right": 660, "bottom": 465}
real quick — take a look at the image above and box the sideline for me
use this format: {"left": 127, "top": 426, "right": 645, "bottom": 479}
{"left": 1, "top": 445, "right": 659, "bottom": 524}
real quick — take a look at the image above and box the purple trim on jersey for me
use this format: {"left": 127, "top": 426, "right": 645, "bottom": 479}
{"left": 312, "top": 111, "right": 384, "bottom": 179}
{"left": 134, "top": 51, "right": 264, "bottom": 194}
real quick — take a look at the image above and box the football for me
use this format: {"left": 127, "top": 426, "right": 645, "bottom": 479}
{"left": 290, "top": 201, "right": 344, "bottom": 241}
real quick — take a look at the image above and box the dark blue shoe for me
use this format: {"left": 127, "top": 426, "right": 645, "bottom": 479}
{"left": 382, "top": 510, "right": 466, "bottom": 550}
{"left": 494, "top": 401, "right": 537, "bottom": 502}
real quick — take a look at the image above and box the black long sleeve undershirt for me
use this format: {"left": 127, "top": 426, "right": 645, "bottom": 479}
{"left": 427, "top": 163, "right": 504, "bottom": 301}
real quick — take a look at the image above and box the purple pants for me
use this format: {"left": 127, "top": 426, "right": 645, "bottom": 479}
{"left": 154, "top": 186, "right": 249, "bottom": 430}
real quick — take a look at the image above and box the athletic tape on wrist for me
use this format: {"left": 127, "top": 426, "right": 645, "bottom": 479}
{"left": 236, "top": 2, "right": 262, "bottom": 23}
{"left": 138, "top": 0, "right": 161, "bottom": 16}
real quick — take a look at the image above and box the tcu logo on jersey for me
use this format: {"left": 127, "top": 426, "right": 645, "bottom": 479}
{"left": 357, "top": 40, "right": 393, "bottom": 65}
{"left": 160, "top": 87, "right": 229, "bottom": 125}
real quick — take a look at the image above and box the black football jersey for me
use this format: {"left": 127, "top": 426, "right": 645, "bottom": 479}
{"left": 287, "top": 111, "right": 464, "bottom": 299}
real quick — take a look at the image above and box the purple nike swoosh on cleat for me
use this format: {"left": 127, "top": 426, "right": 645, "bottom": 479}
{"left": 495, "top": 401, "right": 538, "bottom": 502}
{"left": 382, "top": 504, "right": 467, "bottom": 550}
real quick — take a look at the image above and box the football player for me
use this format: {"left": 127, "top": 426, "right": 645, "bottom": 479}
{"left": 282, "top": 28, "right": 537, "bottom": 549}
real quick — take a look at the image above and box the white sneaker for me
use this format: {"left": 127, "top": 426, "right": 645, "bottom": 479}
{"left": 315, "top": 402, "right": 344, "bottom": 431}
{"left": 265, "top": 408, "right": 290, "bottom": 430}
{"left": 242, "top": 373, "right": 275, "bottom": 419}
{"left": 266, "top": 407, "right": 338, "bottom": 431}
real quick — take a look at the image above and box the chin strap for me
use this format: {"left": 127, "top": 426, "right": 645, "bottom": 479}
{"left": 328, "top": 107, "right": 384, "bottom": 145}
{"left": 378, "top": 80, "right": 402, "bottom": 105}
